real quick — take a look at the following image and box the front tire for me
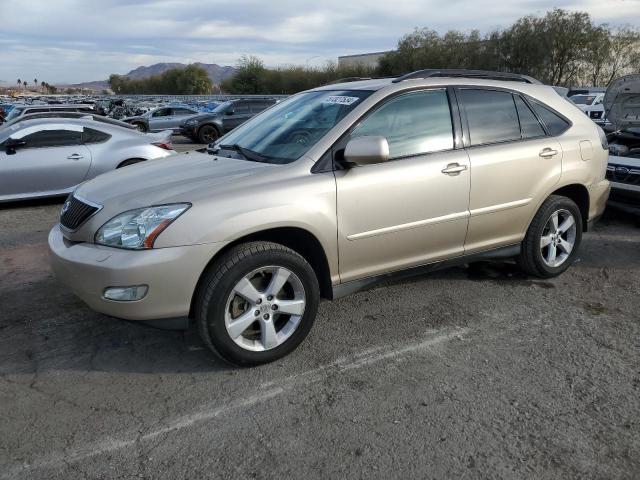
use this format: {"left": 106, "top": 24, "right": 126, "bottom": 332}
{"left": 518, "top": 195, "right": 582, "bottom": 278}
{"left": 132, "top": 122, "right": 147, "bottom": 132}
{"left": 197, "top": 124, "right": 219, "bottom": 144}
{"left": 195, "top": 242, "right": 320, "bottom": 366}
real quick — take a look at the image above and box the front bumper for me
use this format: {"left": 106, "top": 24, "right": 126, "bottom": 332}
{"left": 48, "top": 225, "right": 226, "bottom": 321}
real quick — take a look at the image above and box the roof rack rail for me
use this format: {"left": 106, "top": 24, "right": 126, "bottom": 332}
{"left": 326, "top": 77, "right": 374, "bottom": 85}
{"left": 392, "top": 69, "right": 542, "bottom": 85}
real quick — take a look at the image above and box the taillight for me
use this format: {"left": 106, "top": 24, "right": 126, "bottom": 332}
{"left": 153, "top": 142, "right": 173, "bottom": 150}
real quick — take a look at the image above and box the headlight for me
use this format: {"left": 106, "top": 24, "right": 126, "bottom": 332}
{"left": 184, "top": 119, "right": 197, "bottom": 126}
{"left": 95, "top": 204, "right": 190, "bottom": 249}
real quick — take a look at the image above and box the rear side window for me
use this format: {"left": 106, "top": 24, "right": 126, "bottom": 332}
{"left": 351, "top": 89, "right": 453, "bottom": 158}
{"left": 530, "top": 100, "right": 571, "bottom": 136}
{"left": 233, "top": 102, "right": 250, "bottom": 114}
{"left": 514, "top": 95, "right": 545, "bottom": 139}
{"left": 82, "top": 127, "right": 111, "bottom": 144}
{"left": 19, "top": 129, "right": 82, "bottom": 148}
{"left": 460, "top": 89, "right": 520, "bottom": 146}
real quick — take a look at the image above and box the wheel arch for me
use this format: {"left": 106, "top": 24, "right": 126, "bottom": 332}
{"left": 188, "top": 226, "right": 333, "bottom": 319}
{"left": 549, "top": 183, "right": 590, "bottom": 231}
{"left": 199, "top": 122, "right": 222, "bottom": 136}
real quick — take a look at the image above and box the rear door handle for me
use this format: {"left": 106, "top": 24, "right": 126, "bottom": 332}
{"left": 539, "top": 148, "right": 558, "bottom": 158}
{"left": 441, "top": 163, "right": 467, "bottom": 175}
{"left": 67, "top": 153, "right": 84, "bottom": 160}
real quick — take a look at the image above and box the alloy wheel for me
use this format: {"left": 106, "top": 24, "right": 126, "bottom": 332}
{"left": 540, "top": 209, "right": 577, "bottom": 268}
{"left": 224, "top": 266, "right": 306, "bottom": 352}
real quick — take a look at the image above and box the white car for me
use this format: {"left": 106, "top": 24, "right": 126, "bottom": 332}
{"left": 571, "top": 93, "right": 607, "bottom": 125}
{"left": 0, "top": 118, "right": 176, "bottom": 202}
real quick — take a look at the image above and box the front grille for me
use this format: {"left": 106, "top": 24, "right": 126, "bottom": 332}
{"left": 607, "top": 164, "right": 640, "bottom": 186}
{"left": 60, "top": 195, "right": 100, "bottom": 230}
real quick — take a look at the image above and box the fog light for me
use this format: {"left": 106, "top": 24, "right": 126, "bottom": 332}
{"left": 103, "top": 285, "right": 148, "bottom": 301}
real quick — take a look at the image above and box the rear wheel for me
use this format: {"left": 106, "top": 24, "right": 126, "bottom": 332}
{"left": 195, "top": 242, "right": 320, "bottom": 366}
{"left": 518, "top": 195, "right": 582, "bottom": 278}
{"left": 197, "top": 124, "right": 219, "bottom": 144}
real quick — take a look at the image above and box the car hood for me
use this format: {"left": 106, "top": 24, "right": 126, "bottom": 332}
{"left": 75, "top": 151, "right": 277, "bottom": 209}
{"left": 604, "top": 74, "right": 640, "bottom": 129}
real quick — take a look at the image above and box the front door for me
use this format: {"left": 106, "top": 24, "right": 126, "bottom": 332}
{"left": 0, "top": 125, "right": 91, "bottom": 199}
{"left": 335, "top": 89, "right": 471, "bottom": 282}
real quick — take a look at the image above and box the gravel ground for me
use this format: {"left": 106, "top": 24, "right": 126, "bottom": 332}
{"left": 0, "top": 153, "right": 639, "bottom": 479}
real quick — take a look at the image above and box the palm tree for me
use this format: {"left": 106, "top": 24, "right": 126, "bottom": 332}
{"left": 41, "top": 81, "right": 46, "bottom": 92}
{"left": 17, "top": 78, "right": 21, "bottom": 89}
{"left": 23, "top": 80, "right": 27, "bottom": 90}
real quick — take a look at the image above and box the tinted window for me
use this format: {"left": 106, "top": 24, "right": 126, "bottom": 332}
{"left": 514, "top": 95, "right": 545, "bottom": 139}
{"left": 152, "top": 108, "right": 171, "bottom": 117}
{"left": 460, "top": 89, "right": 520, "bottom": 146}
{"left": 530, "top": 100, "right": 571, "bottom": 136}
{"left": 350, "top": 89, "right": 453, "bottom": 159}
{"left": 20, "top": 129, "right": 82, "bottom": 148}
{"left": 82, "top": 127, "right": 111, "bottom": 144}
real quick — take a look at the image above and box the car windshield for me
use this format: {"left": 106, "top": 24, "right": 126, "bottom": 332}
{"left": 213, "top": 90, "right": 373, "bottom": 164}
{"left": 212, "top": 101, "right": 233, "bottom": 113}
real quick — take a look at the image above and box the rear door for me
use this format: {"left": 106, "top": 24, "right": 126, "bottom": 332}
{"left": 148, "top": 108, "right": 173, "bottom": 131}
{"left": 0, "top": 125, "right": 91, "bottom": 199}
{"left": 457, "top": 88, "right": 563, "bottom": 252}
{"left": 335, "top": 88, "right": 471, "bottom": 282}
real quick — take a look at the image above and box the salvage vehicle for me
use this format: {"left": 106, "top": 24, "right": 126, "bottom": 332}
{"left": 122, "top": 105, "right": 199, "bottom": 132}
{"left": 180, "top": 98, "right": 277, "bottom": 143}
{"left": 0, "top": 118, "right": 175, "bottom": 202}
{"left": 49, "top": 69, "right": 610, "bottom": 366}
{"left": 603, "top": 74, "right": 640, "bottom": 209}
{"left": 4, "top": 104, "right": 95, "bottom": 123}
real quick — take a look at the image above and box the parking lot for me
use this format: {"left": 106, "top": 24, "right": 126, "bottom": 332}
{"left": 0, "top": 137, "right": 637, "bottom": 479}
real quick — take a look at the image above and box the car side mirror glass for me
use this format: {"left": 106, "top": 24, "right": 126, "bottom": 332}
{"left": 225, "top": 110, "right": 234, "bottom": 116}
{"left": 4, "top": 138, "right": 27, "bottom": 155}
{"left": 344, "top": 136, "right": 390, "bottom": 167}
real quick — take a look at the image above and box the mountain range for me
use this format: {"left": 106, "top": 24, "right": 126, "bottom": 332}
{"left": 59, "top": 62, "right": 236, "bottom": 90}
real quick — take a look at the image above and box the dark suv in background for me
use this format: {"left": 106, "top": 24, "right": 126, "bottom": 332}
{"left": 180, "top": 98, "right": 277, "bottom": 143}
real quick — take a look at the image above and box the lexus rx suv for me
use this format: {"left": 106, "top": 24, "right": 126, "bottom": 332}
{"left": 49, "top": 70, "right": 610, "bottom": 366}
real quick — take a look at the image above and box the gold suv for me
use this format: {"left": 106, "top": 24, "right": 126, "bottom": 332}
{"left": 49, "top": 70, "right": 610, "bottom": 365}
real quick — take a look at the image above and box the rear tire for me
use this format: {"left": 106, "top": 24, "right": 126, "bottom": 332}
{"left": 195, "top": 242, "right": 320, "bottom": 367}
{"left": 197, "top": 124, "right": 219, "bottom": 144}
{"left": 518, "top": 195, "right": 583, "bottom": 278}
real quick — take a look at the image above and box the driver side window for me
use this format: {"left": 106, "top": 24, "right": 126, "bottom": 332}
{"left": 152, "top": 108, "right": 171, "bottom": 117}
{"left": 19, "top": 129, "right": 83, "bottom": 148}
{"left": 350, "top": 89, "right": 454, "bottom": 159}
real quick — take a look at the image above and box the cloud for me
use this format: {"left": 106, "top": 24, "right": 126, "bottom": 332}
{"left": 0, "top": 0, "right": 637, "bottom": 83}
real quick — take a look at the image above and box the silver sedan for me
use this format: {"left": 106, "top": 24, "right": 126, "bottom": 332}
{"left": 0, "top": 118, "right": 176, "bottom": 202}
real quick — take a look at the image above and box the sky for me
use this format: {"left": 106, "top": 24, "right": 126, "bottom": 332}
{"left": 1, "top": 0, "right": 639, "bottom": 84}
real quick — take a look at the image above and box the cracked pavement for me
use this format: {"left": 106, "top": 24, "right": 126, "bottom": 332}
{"left": 0, "top": 152, "right": 639, "bottom": 478}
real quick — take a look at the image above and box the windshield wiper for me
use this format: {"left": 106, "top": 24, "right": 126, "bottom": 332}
{"left": 217, "top": 143, "right": 270, "bottom": 163}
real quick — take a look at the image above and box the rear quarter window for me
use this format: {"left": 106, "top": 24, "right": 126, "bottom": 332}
{"left": 530, "top": 100, "right": 571, "bottom": 136}
{"left": 82, "top": 127, "right": 111, "bottom": 144}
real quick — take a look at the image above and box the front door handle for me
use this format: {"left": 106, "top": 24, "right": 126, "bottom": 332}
{"left": 441, "top": 163, "right": 467, "bottom": 176}
{"left": 539, "top": 148, "right": 559, "bottom": 158}
{"left": 67, "top": 153, "right": 84, "bottom": 160}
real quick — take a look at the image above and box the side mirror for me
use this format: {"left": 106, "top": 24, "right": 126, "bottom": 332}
{"left": 343, "top": 136, "right": 390, "bottom": 166}
{"left": 4, "top": 138, "right": 27, "bottom": 155}
{"left": 225, "top": 109, "right": 234, "bottom": 116}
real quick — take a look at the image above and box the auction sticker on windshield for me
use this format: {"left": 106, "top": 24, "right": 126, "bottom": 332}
{"left": 322, "top": 96, "right": 360, "bottom": 105}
